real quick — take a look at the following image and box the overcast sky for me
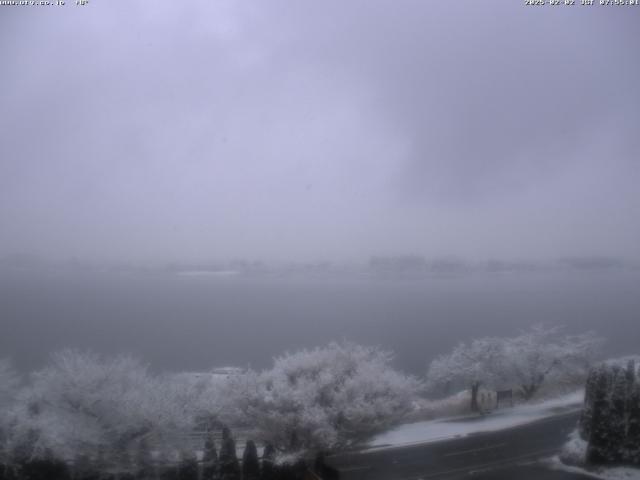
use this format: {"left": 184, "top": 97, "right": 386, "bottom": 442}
{"left": 1, "top": 1, "right": 638, "bottom": 263}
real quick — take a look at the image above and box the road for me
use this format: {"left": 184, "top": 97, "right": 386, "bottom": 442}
{"left": 325, "top": 410, "right": 593, "bottom": 479}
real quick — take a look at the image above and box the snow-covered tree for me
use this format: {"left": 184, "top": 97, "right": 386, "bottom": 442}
{"left": 260, "top": 443, "right": 276, "bottom": 480}
{"left": 202, "top": 435, "right": 219, "bottom": 480}
{"left": 428, "top": 326, "right": 602, "bottom": 410}
{"left": 218, "top": 426, "right": 240, "bottom": 480}
{"left": 0, "top": 359, "right": 20, "bottom": 468}
{"left": 229, "top": 341, "right": 421, "bottom": 451}
{"left": 241, "top": 440, "right": 260, "bottom": 480}
{"left": 501, "top": 326, "right": 602, "bottom": 400}
{"left": 177, "top": 450, "right": 198, "bottom": 480}
{"left": 135, "top": 437, "right": 154, "bottom": 480}
{"left": 583, "top": 360, "right": 640, "bottom": 466}
{"left": 0, "top": 359, "right": 19, "bottom": 407}
{"left": 427, "top": 337, "right": 504, "bottom": 412}
{"left": 8, "top": 350, "right": 193, "bottom": 472}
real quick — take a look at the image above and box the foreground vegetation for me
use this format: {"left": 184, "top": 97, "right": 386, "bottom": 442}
{"left": 0, "top": 327, "right": 601, "bottom": 479}
{"left": 0, "top": 342, "right": 418, "bottom": 478}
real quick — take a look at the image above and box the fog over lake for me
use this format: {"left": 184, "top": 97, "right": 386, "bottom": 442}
{"left": 2, "top": 4, "right": 639, "bottom": 377}
{"left": 2, "top": 268, "right": 638, "bottom": 375}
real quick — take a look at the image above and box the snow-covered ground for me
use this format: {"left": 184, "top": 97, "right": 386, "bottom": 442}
{"left": 366, "top": 391, "right": 584, "bottom": 450}
{"left": 545, "top": 456, "right": 640, "bottom": 480}
{"left": 551, "top": 428, "right": 640, "bottom": 480}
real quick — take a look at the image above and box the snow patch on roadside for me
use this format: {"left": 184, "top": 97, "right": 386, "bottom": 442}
{"left": 366, "top": 391, "right": 584, "bottom": 450}
{"left": 559, "top": 429, "right": 588, "bottom": 466}
{"left": 554, "top": 426, "right": 640, "bottom": 480}
{"left": 545, "top": 456, "right": 640, "bottom": 480}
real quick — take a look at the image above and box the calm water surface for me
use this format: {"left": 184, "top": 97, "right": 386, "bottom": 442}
{"left": 1, "top": 269, "right": 638, "bottom": 374}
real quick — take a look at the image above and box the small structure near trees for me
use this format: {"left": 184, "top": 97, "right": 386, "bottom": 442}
{"left": 495, "top": 389, "right": 513, "bottom": 409}
{"left": 427, "top": 325, "right": 602, "bottom": 412}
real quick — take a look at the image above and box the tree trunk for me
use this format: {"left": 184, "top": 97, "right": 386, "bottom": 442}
{"left": 521, "top": 384, "right": 538, "bottom": 401}
{"left": 470, "top": 383, "right": 480, "bottom": 413}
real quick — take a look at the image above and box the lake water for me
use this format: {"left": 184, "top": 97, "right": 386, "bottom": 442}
{"left": 1, "top": 268, "right": 638, "bottom": 375}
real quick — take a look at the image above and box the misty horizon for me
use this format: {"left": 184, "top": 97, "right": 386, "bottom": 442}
{"left": 2, "top": 2, "right": 639, "bottom": 263}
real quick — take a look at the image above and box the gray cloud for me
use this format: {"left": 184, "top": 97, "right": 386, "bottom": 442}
{"left": 1, "top": 1, "right": 638, "bottom": 262}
